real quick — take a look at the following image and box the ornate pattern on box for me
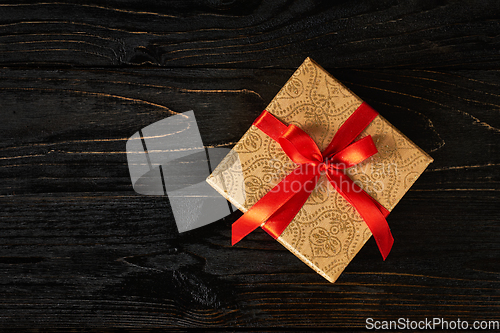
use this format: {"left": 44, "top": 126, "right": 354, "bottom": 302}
{"left": 207, "top": 58, "right": 433, "bottom": 282}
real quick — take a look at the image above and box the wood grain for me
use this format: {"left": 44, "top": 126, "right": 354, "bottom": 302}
{"left": 0, "top": 1, "right": 499, "bottom": 68}
{"left": 0, "top": 0, "right": 499, "bottom": 330}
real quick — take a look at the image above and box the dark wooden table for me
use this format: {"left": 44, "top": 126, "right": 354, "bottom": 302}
{"left": 1, "top": 1, "right": 499, "bottom": 331}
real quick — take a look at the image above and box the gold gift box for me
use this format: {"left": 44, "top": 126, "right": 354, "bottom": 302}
{"left": 207, "top": 58, "right": 433, "bottom": 282}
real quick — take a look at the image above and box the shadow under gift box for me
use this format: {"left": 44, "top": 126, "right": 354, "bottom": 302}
{"left": 126, "top": 111, "right": 236, "bottom": 232}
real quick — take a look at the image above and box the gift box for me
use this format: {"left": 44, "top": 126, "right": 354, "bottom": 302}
{"left": 206, "top": 57, "right": 433, "bottom": 283}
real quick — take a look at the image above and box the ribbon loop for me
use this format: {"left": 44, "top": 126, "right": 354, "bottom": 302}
{"left": 322, "top": 103, "right": 379, "bottom": 157}
{"left": 278, "top": 125, "right": 323, "bottom": 166}
{"left": 327, "top": 136, "right": 378, "bottom": 169}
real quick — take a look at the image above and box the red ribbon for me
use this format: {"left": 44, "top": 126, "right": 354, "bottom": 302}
{"left": 231, "top": 102, "right": 394, "bottom": 260}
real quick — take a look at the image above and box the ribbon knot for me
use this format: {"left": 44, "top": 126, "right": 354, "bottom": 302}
{"left": 278, "top": 123, "right": 379, "bottom": 175}
{"left": 231, "top": 103, "right": 394, "bottom": 260}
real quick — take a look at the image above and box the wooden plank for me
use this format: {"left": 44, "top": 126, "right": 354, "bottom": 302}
{"left": 0, "top": 1, "right": 499, "bottom": 68}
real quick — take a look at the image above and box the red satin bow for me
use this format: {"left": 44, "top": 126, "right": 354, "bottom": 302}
{"left": 231, "top": 102, "right": 394, "bottom": 260}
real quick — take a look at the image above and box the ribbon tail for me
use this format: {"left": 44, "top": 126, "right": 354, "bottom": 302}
{"left": 262, "top": 174, "right": 320, "bottom": 239}
{"left": 371, "top": 195, "right": 390, "bottom": 218}
{"left": 358, "top": 201, "right": 394, "bottom": 260}
{"left": 232, "top": 169, "right": 318, "bottom": 245}
{"left": 327, "top": 171, "right": 394, "bottom": 260}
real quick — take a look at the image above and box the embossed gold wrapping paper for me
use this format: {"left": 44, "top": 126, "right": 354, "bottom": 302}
{"left": 207, "top": 58, "right": 433, "bottom": 282}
